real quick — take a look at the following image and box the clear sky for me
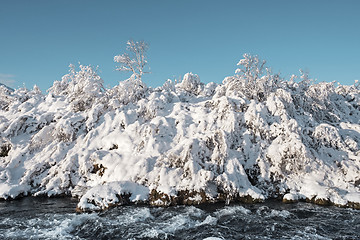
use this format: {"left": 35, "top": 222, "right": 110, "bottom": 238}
{"left": 1, "top": 0, "right": 359, "bottom": 91}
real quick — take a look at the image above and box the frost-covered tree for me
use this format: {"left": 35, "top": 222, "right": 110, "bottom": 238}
{"left": 114, "top": 40, "right": 150, "bottom": 81}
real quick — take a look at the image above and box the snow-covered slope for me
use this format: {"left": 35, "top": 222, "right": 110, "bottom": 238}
{"left": 0, "top": 58, "right": 359, "bottom": 211}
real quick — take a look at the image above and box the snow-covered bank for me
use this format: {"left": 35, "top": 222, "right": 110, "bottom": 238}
{"left": 0, "top": 56, "right": 359, "bottom": 211}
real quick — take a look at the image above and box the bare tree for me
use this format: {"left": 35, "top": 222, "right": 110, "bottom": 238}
{"left": 114, "top": 40, "right": 150, "bottom": 81}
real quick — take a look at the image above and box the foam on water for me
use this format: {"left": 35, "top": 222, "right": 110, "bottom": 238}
{"left": 115, "top": 207, "right": 154, "bottom": 224}
{"left": 214, "top": 205, "right": 251, "bottom": 217}
{"left": 1, "top": 213, "right": 97, "bottom": 240}
{"left": 196, "top": 215, "right": 217, "bottom": 227}
{"left": 137, "top": 206, "right": 210, "bottom": 238}
{"left": 202, "top": 237, "right": 224, "bottom": 240}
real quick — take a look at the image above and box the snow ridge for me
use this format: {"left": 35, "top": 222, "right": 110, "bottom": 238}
{"left": 0, "top": 58, "right": 359, "bottom": 211}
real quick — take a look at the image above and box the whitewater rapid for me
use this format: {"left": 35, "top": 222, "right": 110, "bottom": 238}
{"left": 0, "top": 198, "right": 359, "bottom": 239}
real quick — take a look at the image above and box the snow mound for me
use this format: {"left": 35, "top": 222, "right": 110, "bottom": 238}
{"left": 0, "top": 57, "right": 359, "bottom": 211}
{"left": 77, "top": 181, "right": 149, "bottom": 211}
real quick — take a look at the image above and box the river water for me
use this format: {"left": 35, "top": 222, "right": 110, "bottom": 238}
{"left": 0, "top": 197, "right": 359, "bottom": 239}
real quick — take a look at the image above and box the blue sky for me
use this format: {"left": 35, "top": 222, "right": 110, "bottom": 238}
{"left": 1, "top": 0, "right": 359, "bottom": 91}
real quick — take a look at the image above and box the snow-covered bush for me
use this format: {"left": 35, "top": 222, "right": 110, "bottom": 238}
{"left": 109, "top": 74, "right": 147, "bottom": 106}
{"left": 176, "top": 73, "right": 203, "bottom": 95}
{"left": 162, "top": 79, "right": 175, "bottom": 93}
{"left": 336, "top": 80, "right": 360, "bottom": 113}
{"left": 0, "top": 85, "right": 13, "bottom": 111}
{"left": 0, "top": 85, "right": 42, "bottom": 113}
{"left": 224, "top": 54, "right": 281, "bottom": 101}
{"left": 0, "top": 138, "right": 11, "bottom": 157}
{"left": 48, "top": 64, "right": 105, "bottom": 112}
{"left": 52, "top": 114, "right": 85, "bottom": 143}
{"left": 201, "top": 82, "right": 217, "bottom": 97}
{"left": 12, "top": 87, "right": 32, "bottom": 104}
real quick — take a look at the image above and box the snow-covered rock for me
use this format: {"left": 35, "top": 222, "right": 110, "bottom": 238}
{"left": 0, "top": 59, "right": 359, "bottom": 211}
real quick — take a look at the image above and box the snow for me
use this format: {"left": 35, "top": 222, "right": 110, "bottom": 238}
{"left": 77, "top": 181, "right": 148, "bottom": 211}
{"left": 0, "top": 57, "right": 359, "bottom": 211}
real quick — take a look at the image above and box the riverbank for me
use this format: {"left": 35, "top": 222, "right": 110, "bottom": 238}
{"left": 1, "top": 56, "right": 359, "bottom": 214}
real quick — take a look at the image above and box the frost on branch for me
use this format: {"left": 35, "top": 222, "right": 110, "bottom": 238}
{"left": 111, "top": 40, "right": 150, "bottom": 107}
{"left": 224, "top": 54, "right": 280, "bottom": 101}
{"left": 114, "top": 40, "right": 150, "bottom": 81}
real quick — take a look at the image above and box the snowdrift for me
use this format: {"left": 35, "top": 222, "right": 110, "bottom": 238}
{"left": 0, "top": 57, "right": 359, "bottom": 211}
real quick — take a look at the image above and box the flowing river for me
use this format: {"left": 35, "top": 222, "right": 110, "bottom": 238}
{"left": 0, "top": 197, "right": 359, "bottom": 239}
